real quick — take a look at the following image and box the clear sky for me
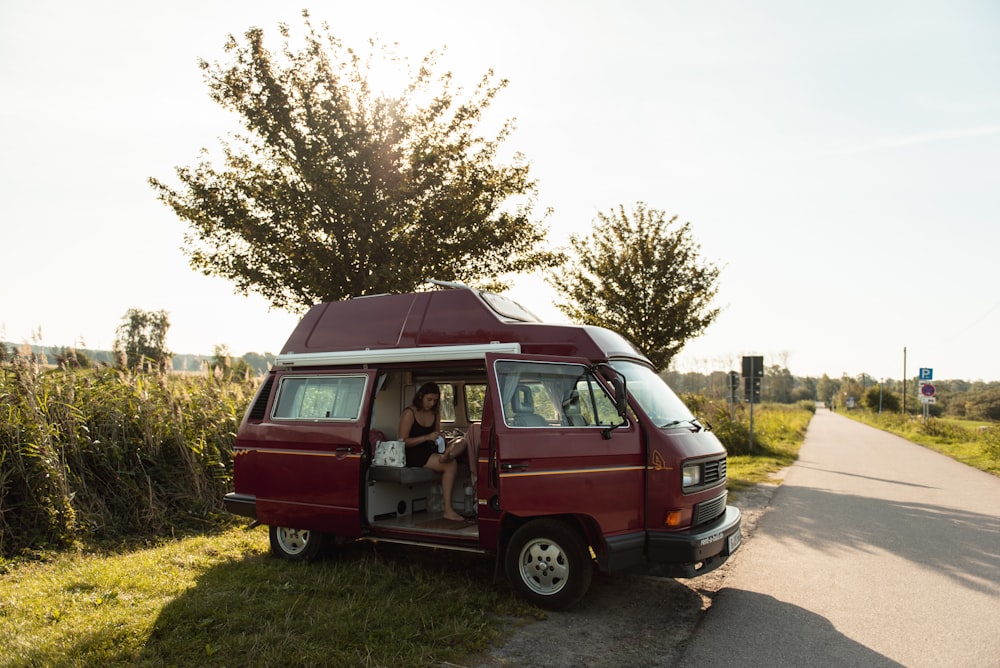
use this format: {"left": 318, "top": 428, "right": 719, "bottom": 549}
{"left": 2, "top": 1, "right": 998, "bottom": 382}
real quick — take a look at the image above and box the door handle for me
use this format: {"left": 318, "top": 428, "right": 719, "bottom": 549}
{"left": 501, "top": 462, "right": 529, "bottom": 471}
{"left": 335, "top": 446, "right": 355, "bottom": 453}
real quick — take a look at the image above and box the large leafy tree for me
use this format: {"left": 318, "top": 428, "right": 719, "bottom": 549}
{"left": 150, "top": 12, "right": 559, "bottom": 310}
{"left": 549, "top": 203, "right": 720, "bottom": 370}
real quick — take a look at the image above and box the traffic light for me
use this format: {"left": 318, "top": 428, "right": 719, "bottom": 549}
{"left": 744, "top": 376, "right": 761, "bottom": 403}
{"left": 727, "top": 371, "right": 740, "bottom": 403}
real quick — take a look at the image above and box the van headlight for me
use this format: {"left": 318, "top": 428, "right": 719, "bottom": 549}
{"left": 682, "top": 463, "right": 702, "bottom": 488}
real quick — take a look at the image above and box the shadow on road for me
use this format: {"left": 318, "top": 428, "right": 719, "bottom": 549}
{"left": 795, "top": 464, "right": 937, "bottom": 489}
{"left": 677, "top": 589, "right": 904, "bottom": 667}
{"left": 472, "top": 570, "right": 706, "bottom": 667}
{"left": 765, "top": 485, "right": 1000, "bottom": 595}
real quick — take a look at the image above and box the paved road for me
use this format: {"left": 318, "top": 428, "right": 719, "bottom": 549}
{"left": 679, "top": 408, "right": 1000, "bottom": 667}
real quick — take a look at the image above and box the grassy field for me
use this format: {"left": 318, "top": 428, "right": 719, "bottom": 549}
{"left": 0, "top": 525, "right": 537, "bottom": 668}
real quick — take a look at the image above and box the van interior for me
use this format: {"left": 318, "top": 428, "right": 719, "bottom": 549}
{"left": 364, "top": 367, "right": 487, "bottom": 538}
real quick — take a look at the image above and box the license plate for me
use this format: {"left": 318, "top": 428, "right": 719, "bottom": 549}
{"left": 727, "top": 531, "right": 742, "bottom": 554}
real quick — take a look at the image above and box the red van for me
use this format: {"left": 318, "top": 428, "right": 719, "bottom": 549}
{"left": 225, "top": 284, "right": 741, "bottom": 609}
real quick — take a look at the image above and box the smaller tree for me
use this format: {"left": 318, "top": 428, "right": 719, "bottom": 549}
{"left": 548, "top": 203, "right": 720, "bottom": 370}
{"left": 113, "top": 309, "right": 172, "bottom": 373}
{"left": 241, "top": 352, "right": 275, "bottom": 375}
{"left": 764, "top": 365, "right": 795, "bottom": 403}
{"left": 54, "top": 347, "right": 90, "bottom": 369}
{"left": 817, "top": 374, "right": 840, "bottom": 407}
{"left": 210, "top": 344, "right": 253, "bottom": 380}
{"left": 862, "top": 385, "right": 900, "bottom": 413}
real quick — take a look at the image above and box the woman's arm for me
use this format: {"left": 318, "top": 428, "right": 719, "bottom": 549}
{"left": 397, "top": 407, "right": 415, "bottom": 444}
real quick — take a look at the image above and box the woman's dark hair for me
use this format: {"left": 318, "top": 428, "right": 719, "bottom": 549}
{"left": 411, "top": 382, "right": 441, "bottom": 414}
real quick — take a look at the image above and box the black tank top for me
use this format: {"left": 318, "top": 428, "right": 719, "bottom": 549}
{"left": 405, "top": 410, "right": 437, "bottom": 467}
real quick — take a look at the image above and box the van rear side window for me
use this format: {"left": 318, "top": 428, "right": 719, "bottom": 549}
{"left": 272, "top": 375, "right": 367, "bottom": 421}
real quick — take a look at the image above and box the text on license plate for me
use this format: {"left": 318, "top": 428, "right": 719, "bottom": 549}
{"left": 727, "top": 531, "right": 742, "bottom": 554}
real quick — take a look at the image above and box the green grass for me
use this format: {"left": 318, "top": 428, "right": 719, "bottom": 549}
{"left": 844, "top": 411, "right": 1000, "bottom": 477}
{"left": 0, "top": 526, "right": 536, "bottom": 668}
{"left": 724, "top": 404, "right": 811, "bottom": 491}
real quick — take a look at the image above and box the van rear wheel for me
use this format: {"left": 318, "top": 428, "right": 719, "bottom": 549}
{"left": 505, "top": 519, "right": 593, "bottom": 610}
{"left": 269, "top": 526, "right": 324, "bottom": 561}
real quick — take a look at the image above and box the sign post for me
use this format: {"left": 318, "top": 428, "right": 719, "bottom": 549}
{"left": 742, "top": 356, "right": 764, "bottom": 453}
{"left": 919, "top": 379, "right": 935, "bottom": 423}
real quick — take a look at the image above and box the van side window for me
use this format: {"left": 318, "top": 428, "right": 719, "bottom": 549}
{"left": 439, "top": 383, "right": 456, "bottom": 423}
{"left": 494, "top": 361, "right": 626, "bottom": 429}
{"left": 464, "top": 384, "right": 488, "bottom": 422}
{"left": 272, "top": 375, "right": 367, "bottom": 421}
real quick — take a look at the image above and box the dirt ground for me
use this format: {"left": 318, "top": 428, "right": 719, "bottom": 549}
{"left": 454, "top": 478, "right": 783, "bottom": 668}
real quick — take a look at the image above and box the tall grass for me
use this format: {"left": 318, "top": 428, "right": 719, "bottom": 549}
{"left": 0, "top": 356, "right": 256, "bottom": 557}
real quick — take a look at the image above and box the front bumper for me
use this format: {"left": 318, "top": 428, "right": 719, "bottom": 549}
{"left": 647, "top": 505, "right": 742, "bottom": 577}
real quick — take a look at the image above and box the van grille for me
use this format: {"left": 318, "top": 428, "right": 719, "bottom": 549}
{"left": 703, "top": 458, "right": 727, "bottom": 486}
{"left": 247, "top": 377, "right": 275, "bottom": 421}
{"left": 692, "top": 492, "right": 727, "bottom": 527}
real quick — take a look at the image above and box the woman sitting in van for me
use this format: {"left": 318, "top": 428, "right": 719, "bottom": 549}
{"left": 398, "top": 382, "right": 466, "bottom": 522}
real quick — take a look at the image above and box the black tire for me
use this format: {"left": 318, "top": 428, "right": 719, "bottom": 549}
{"left": 268, "top": 525, "right": 324, "bottom": 562}
{"left": 505, "top": 519, "right": 593, "bottom": 610}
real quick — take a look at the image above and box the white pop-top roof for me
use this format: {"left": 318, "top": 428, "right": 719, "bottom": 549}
{"left": 274, "top": 341, "right": 522, "bottom": 368}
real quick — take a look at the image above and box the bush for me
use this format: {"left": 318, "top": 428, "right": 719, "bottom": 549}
{"left": 982, "top": 427, "right": 1000, "bottom": 461}
{"left": 862, "top": 386, "right": 900, "bottom": 413}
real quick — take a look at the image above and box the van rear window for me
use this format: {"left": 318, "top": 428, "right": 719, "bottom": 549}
{"left": 272, "top": 375, "right": 367, "bottom": 421}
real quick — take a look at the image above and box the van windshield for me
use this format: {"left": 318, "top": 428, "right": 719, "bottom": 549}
{"left": 610, "top": 360, "right": 695, "bottom": 428}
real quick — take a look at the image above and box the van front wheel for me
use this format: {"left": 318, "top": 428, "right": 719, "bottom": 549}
{"left": 505, "top": 519, "right": 593, "bottom": 610}
{"left": 269, "top": 525, "right": 324, "bottom": 561}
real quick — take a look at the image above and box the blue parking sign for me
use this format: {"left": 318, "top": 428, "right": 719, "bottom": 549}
{"left": 919, "top": 368, "right": 933, "bottom": 381}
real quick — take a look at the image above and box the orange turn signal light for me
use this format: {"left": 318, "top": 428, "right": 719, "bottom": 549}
{"left": 664, "top": 510, "right": 682, "bottom": 527}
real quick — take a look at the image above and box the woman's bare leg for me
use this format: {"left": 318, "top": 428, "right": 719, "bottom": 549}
{"left": 425, "top": 456, "right": 462, "bottom": 520}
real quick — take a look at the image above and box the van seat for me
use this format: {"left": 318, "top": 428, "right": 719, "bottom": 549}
{"left": 369, "top": 466, "right": 441, "bottom": 485}
{"left": 512, "top": 384, "right": 548, "bottom": 427}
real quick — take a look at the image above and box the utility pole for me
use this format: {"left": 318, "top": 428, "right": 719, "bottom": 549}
{"left": 902, "top": 346, "right": 907, "bottom": 415}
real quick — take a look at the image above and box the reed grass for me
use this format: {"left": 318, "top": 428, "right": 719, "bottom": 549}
{"left": 0, "top": 356, "right": 255, "bottom": 557}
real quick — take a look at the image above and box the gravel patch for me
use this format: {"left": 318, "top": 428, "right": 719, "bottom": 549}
{"left": 454, "top": 476, "right": 784, "bottom": 668}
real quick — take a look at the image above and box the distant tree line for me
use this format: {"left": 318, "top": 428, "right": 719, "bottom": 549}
{"left": 665, "top": 366, "right": 1000, "bottom": 422}
{"left": 0, "top": 342, "right": 275, "bottom": 377}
